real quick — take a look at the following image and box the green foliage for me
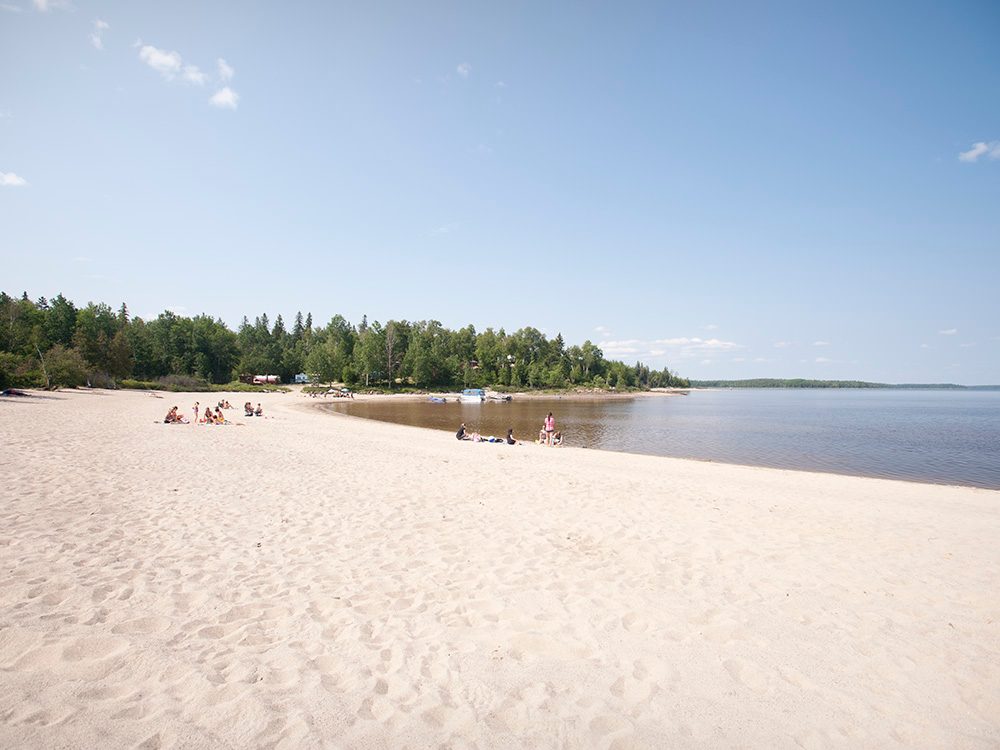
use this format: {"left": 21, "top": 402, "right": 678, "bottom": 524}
{"left": 1, "top": 291, "right": 688, "bottom": 393}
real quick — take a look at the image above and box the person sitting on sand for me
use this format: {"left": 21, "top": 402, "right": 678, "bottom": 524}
{"left": 552, "top": 431, "right": 563, "bottom": 446}
{"left": 538, "top": 426, "right": 547, "bottom": 443}
{"left": 164, "top": 406, "right": 187, "bottom": 424}
{"left": 255, "top": 403, "right": 263, "bottom": 417}
{"left": 456, "top": 423, "right": 468, "bottom": 440}
{"left": 244, "top": 402, "right": 253, "bottom": 417}
{"left": 214, "top": 406, "right": 225, "bottom": 424}
{"left": 506, "top": 428, "right": 518, "bottom": 445}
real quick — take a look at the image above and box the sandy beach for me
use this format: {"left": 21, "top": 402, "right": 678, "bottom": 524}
{"left": 1, "top": 387, "right": 998, "bottom": 749}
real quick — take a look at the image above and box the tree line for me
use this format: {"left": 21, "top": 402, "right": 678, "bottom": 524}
{"left": 1, "top": 292, "right": 689, "bottom": 391}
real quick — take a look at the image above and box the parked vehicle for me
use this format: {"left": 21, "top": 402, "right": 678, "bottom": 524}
{"left": 459, "top": 388, "right": 486, "bottom": 403}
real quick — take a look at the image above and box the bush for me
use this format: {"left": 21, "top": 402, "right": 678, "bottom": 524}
{"left": 0, "top": 353, "right": 45, "bottom": 389}
{"left": 118, "top": 377, "right": 290, "bottom": 393}
{"left": 157, "top": 374, "right": 211, "bottom": 391}
{"left": 45, "top": 345, "right": 89, "bottom": 388}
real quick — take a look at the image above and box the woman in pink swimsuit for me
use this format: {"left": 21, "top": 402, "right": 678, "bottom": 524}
{"left": 544, "top": 412, "right": 555, "bottom": 446}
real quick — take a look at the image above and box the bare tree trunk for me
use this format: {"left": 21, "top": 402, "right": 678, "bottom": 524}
{"left": 35, "top": 344, "right": 50, "bottom": 389}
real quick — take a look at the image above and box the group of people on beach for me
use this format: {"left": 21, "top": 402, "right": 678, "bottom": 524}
{"left": 163, "top": 400, "right": 262, "bottom": 424}
{"left": 455, "top": 412, "right": 562, "bottom": 446}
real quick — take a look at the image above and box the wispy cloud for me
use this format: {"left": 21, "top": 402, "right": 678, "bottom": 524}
{"left": 495, "top": 80, "right": 507, "bottom": 89}
{"left": 1, "top": 3, "right": 24, "bottom": 12}
{"left": 138, "top": 43, "right": 210, "bottom": 88}
{"left": 815, "top": 356, "right": 832, "bottom": 364}
{"left": 959, "top": 342, "right": 977, "bottom": 348}
{"left": 958, "top": 141, "right": 1000, "bottom": 163}
{"left": 209, "top": 87, "right": 239, "bottom": 109}
{"left": 773, "top": 341, "right": 793, "bottom": 348}
{"left": 138, "top": 44, "right": 184, "bottom": 79}
{"left": 703, "top": 323, "right": 719, "bottom": 331}
{"left": 217, "top": 58, "right": 234, "bottom": 82}
{"left": 430, "top": 222, "right": 458, "bottom": 236}
{"left": 1, "top": 171, "right": 27, "bottom": 186}
{"left": 812, "top": 340, "right": 830, "bottom": 347}
{"left": 920, "top": 343, "right": 930, "bottom": 349}
{"left": 183, "top": 65, "right": 207, "bottom": 85}
{"left": 90, "top": 19, "right": 109, "bottom": 50}
{"left": 210, "top": 60, "right": 238, "bottom": 109}
{"left": 594, "top": 325, "right": 611, "bottom": 337}
{"left": 939, "top": 328, "right": 958, "bottom": 335}
{"left": 598, "top": 335, "right": 744, "bottom": 362}
{"left": 456, "top": 62, "right": 471, "bottom": 78}
{"left": 32, "top": 0, "right": 68, "bottom": 11}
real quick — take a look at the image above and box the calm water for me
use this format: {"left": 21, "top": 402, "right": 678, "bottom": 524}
{"left": 323, "top": 390, "right": 1000, "bottom": 489}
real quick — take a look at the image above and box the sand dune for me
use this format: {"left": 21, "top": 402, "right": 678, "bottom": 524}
{"left": 1, "top": 388, "right": 998, "bottom": 748}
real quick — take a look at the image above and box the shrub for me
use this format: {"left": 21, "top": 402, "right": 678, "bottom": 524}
{"left": 45, "top": 345, "right": 89, "bottom": 388}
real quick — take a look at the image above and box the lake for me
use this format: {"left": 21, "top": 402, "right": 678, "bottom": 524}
{"left": 322, "top": 389, "right": 1000, "bottom": 489}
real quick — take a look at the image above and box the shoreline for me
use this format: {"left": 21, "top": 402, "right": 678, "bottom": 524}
{"left": 309, "top": 391, "right": 999, "bottom": 492}
{"left": 2, "top": 388, "right": 998, "bottom": 748}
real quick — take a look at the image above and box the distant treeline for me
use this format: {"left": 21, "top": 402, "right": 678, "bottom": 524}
{"left": 0, "top": 291, "right": 689, "bottom": 391}
{"left": 690, "top": 379, "right": 998, "bottom": 389}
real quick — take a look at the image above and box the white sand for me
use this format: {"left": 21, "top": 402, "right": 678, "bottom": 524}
{"left": 1, "top": 388, "right": 998, "bottom": 749}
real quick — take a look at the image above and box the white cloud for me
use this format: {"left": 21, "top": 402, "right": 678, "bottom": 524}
{"left": 90, "top": 19, "right": 109, "bottom": 50}
{"left": 431, "top": 222, "right": 458, "bottom": 235}
{"left": 958, "top": 141, "right": 1000, "bottom": 163}
{"left": 594, "top": 325, "right": 611, "bottom": 336}
{"left": 703, "top": 323, "right": 719, "bottom": 331}
{"left": 1, "top": 3, "right": 24, "bottom": 12}
{"left": 598, "top": 335, "right": 744, "bottom": 363}
{"left": 753, "top": 357, "right": 770, "bottom": 363}
{"left": 183, "top": 65, "right": 207, "bottom": 85}
{"left": 217, "top": 58, "right": 234, "bottom": 82}
{"left": 138, "top": 45, "right": 206, "bottom": 85}
{"left": 939, "top": 328, "right": 958, "bottom": 335}
{"left": 773, "top": 341, "right": 792, "bottom": 348}
{"left": 920, "top": 343, "right": 930, "bottom": 349}
{"left": 139, "top": 45, "right": 183, "bottom": 78}
{"left": 732, "top": 357, "right": 746, "bottom": 363}
{"left": 495, "top": 80, "right": 507, "bottom": 88}
{"left": 815, "top": 357, "right": 832, "bottom": 364}
{"left": 456, "top": 62, "right": 472, "bottom": 78}
{"left": 653, "top": 337, "right": 742, "bottom": 352}
{"left": 1, "top": 171, "right": 27, "bottom": 186}
{"left": 210, "top": 87, "right": 239, "bottom": 109}
{"left": 959, "top": 342, "right": 977, "bottom": 348}
{"left": 812, "top": 340, "right": 830, "bottom": 347}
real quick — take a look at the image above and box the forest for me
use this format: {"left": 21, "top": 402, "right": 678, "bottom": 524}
{"left": 0, "top": 292, "right": 689, "bottom": 392}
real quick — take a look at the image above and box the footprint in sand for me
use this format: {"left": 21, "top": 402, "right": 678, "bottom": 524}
{"left": 111, "top": 616, "right": 172, "bottom": 635}
{"left": 722, "top": 658, "right": 770, "bottom": 694}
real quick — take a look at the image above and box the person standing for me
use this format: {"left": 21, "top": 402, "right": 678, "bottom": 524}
{"left": 544, "top": 412, "right": 556, "bottom": 446}
{"left": 193, "top": 401, "right": 199, "bottom": 424}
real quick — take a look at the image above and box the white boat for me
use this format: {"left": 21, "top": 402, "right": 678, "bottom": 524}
{"left": 459, "top": 388, "right": 486, "bottom": 403}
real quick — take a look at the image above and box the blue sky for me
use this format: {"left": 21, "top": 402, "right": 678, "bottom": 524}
{"left": 2, "top": 1, "right": 998, "bottom": 383}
